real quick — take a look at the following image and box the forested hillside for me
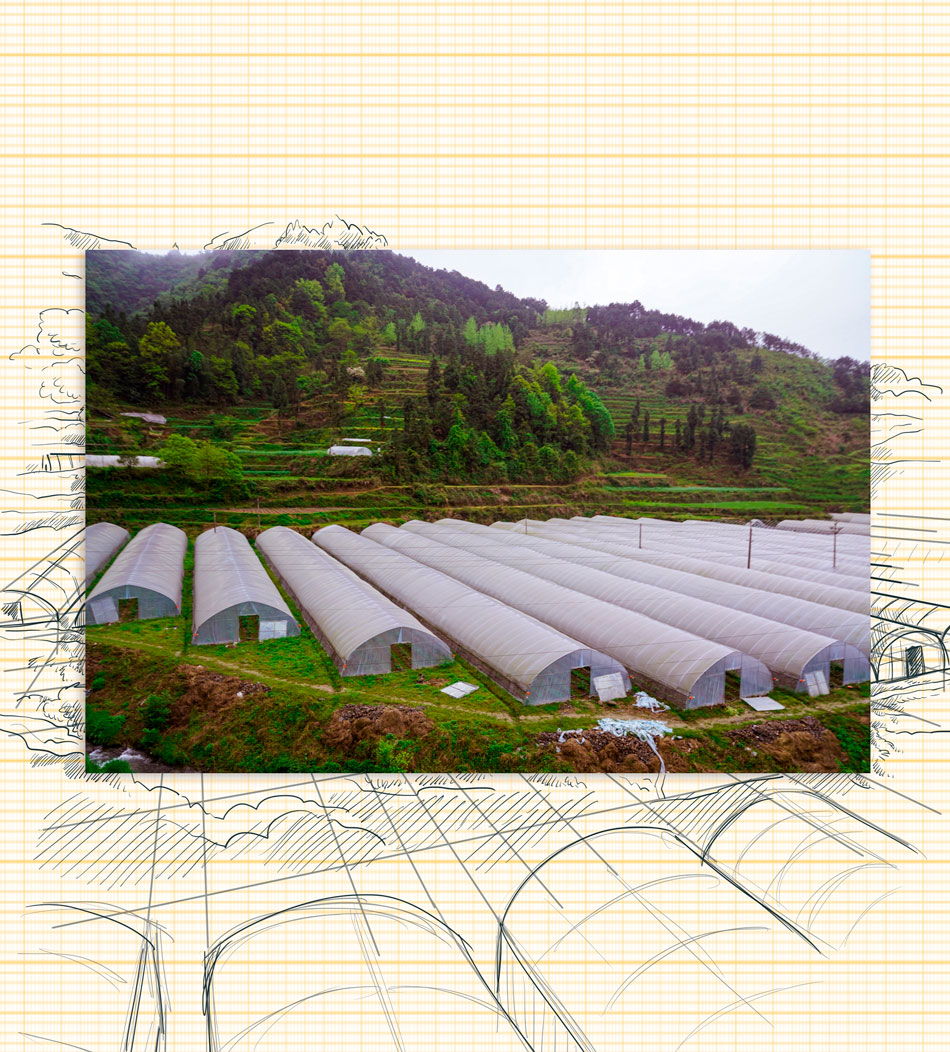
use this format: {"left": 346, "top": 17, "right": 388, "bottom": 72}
{"left": 86, "top": 248, "right": 869, "bottom": 524}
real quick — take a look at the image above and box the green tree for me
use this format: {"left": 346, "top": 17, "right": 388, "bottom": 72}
{"left": 272, "top": 374, "right": 289, "bottom": 418}
{"left": 137, "top": 321, "right": 180, "bottom": 399}
{"left": 158, "top": 433, "right": 198, "bottom": 476}
{"left": 748, "top": 384, "right": 776, "bottom": 410}
{"left": 191, "top": 442, "right": 244, "bottom": 483}
{"left": 728, "top": 423, "right": 757, "bottom": 469}
{"left": 325, "top": 261, "right": 345, "bottom": 300}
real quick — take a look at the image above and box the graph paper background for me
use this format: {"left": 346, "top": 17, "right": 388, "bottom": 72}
{"left": 0, "top": 2, "right": 948, "bottom": 1050}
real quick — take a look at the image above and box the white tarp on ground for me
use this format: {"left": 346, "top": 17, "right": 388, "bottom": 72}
{"left": 440, "top": 681, "right": 479, "bottom": 698}
{"left": 120, "top": 412, "right": 167, "bottom": 424}
{"left": 741, "top": 696, "right": 785, "bottom": 711}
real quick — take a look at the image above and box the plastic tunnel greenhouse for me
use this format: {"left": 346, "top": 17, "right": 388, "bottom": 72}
{"left": 312, "top": 525, "right": 629, "bottom": 705}
{"left": 85, "top": 522, "right": 187, "bottom": 625}
{"left": 192, "top": 527, "right": 299, "bottom": 645}
{"left": 485, "top": 520, "right": 865, "bottom": 614}
{"left": 500, "top": 520, "right": 870, "bottom": 661}
{"left": 84, "top": 522, "right": 130, "bottom": 587}
{"left": 363, "top": 523, "right": 763, "bottom": 708}
{"left": 568, "top": 517, "right": 870, "bottom": 583}
{"left": 565, "top": 515, "right": 870, "bottom": 580}
{"left": 523, "top": 519, "right": 870, "bottom": 612}
{"left": 256, "top": 526, "right": 451, "bottom": 675}
{"left": 408, "top": 519, "right": 860, "bottom": 694}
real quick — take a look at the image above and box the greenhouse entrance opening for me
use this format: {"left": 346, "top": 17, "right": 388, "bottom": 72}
{"left": 829, "top": 662, "right": 844, "bottom": 689}
{"left": 724, "top": 670, "right": 743, "bottom": 703}
{"left": 239, "top": 615, "right": 259, "bottom": 642}
{"left": 570, "top": 667, "right": 591, "bottom": 700}
{"left": 118, "top": 598, "right": 138, "bottom": 622}
{"left": 905, "top": 645, "right": 924, "bottom": 679}
{"left": 390, "top": 642, "right": 413, "bottom": 671}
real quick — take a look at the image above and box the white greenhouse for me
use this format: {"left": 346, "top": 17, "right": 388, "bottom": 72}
{"left": 492, "top": 519, "right": 869, "bottom": 673}
{"left": 411, "top": 519, "right": 866, "bottom": 693}
{"left": 257, "top": 526, "right": 451, "bottom": 675}
{"left": 84, "top": 522, "right": 130, "bottom": 587}
{"left": 328, "top": 445, "right": 373, "bottom": 457}
{"left": 192, "top": 527, "right": 300, "bottom": 645}
{"left": 496, "top": 523, "right": 866, "bottom": 614}
{"left": 364, "top": 523, "right": 769, "bottom": 708}
{"left": 85, "top": 522, "right": 187, "bottom": 624}
{"left": 312, "top": 525, "right": 629, "bottom": 705}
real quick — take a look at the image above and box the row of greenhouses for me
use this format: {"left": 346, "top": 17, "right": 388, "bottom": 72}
{"left": 84, "top": 514, "right": 870, "bottom": 708}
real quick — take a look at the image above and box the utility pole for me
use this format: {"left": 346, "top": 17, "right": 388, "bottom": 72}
{"left": 213, "top": 510, "right": 217, "bottom": 532}
{"left": 831, "top": 522, "right": 841, "bottom": 569}
{"left": 747, "top": 524, "right": 753, "bottom": 568}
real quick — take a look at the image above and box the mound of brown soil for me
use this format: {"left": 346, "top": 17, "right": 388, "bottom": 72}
{"left": 535, "top": 729, "right": 693, "bottom": 774}
{"left": 728, "top": 716, "right": 849, "bottom": 772}
{"left": 172, "top": 664, "right": 271, "bottom": 720}
{"left": 324, "top": 703, "right": 435, "bottom": 752}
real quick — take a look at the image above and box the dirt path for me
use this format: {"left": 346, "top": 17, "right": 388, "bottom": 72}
{"left": 88, "top": 631, "right": 336, "bottom": 694}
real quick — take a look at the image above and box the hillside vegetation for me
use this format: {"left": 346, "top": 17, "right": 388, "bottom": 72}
{"left": 87, "top": 249, "right": 869, "bottom": 531}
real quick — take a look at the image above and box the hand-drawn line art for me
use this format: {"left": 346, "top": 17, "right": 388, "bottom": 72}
{"left": 203, "top": 223, "right": 274, "bottom": 251}
{"left": 867, "top": 362, "right": 950, "bottom": 768}
{"left": 1, "top": 222, "right": 941, "bottom": 1052}
{"left": 21, "top": 902, "right": 168, "bottom": 1052}
{"left": 25, "top": 773, "right": 922, "bottom": 1051}
{"left": 274, "top": 217, "right": 389, "bottom": 250}
{"left": 41, "top": 223, "right": 136, "bottom": 251}
{"left": 203, "top": 895, "right": 532, "bottom": 1052}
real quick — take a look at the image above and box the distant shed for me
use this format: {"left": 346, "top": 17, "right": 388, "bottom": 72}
{"left": 86, "top": 454, "right": 165, "bottom": 468}
{"left": 328, "top": 445, "right": 373, "bottom": 457}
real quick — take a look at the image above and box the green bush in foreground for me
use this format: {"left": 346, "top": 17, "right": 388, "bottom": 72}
{"left": 86, "top": 705, "right": 126, "bottom": 747}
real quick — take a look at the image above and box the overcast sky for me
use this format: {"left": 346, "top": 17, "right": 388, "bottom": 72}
{"left": 396, "top": 250, "right": 870, "bottom": 361}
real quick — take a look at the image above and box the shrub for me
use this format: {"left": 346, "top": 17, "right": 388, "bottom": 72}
{"left": 143, "top": 693, "right": 172, "bottom": 733}
{"left": 86, "top": 705, "right": 126, "bottom": 747}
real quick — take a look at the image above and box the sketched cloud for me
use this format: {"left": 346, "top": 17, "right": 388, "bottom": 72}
{"left": 870, "top": 363, "right": 943, "bottom": 403}
{"left": 10, "top": 307, "right": 85, "bottom": 405}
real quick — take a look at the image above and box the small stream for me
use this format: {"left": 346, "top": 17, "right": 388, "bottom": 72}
{"left": 88, "top": 746, "right": 193, "bottom": 773}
